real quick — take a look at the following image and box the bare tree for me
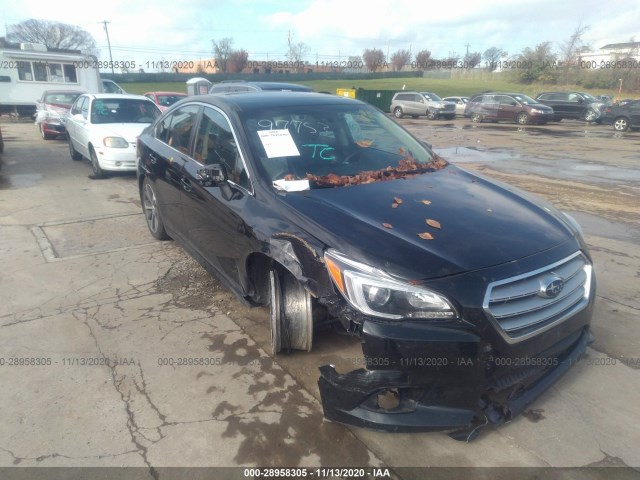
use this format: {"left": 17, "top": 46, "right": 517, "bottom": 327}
{"left": 561, "top": 24, "right": 590, "bottom": 66}
{"left": 363, "top": 48, "right": 385, "bottom": 72}
{"left": 7, "top": 19, "right": 96, "bottom": 51}
{"left": 560, "top": 24, "right": 590, "bottom": 83}
{"left": 483, "top": 47, "right": 504, "bottom": 71}
{"left": 463, "top": 51, "right": 482, "bottom": 68}
{"left": 229, "top": 49, "right": 249, "bottom": 73}
{"left": 414, "top": 49, "right": 432, "bottom": 69}
{"left": 287, "top": 36, "right": 309, "bottom": 72}
{"left": 213, "top": 37, "right": 233, "bottom": 73}
{"left": 390, "top": 49, "right": 411, "bottom": 71}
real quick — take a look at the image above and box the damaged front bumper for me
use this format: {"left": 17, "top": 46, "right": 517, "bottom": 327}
{"left": 318, "top": 311, "right": 592, "bottom": 441}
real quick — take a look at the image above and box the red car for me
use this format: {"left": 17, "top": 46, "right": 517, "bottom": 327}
{"left": 143, "top": 91, "right": 187, "bottom": 112}
{"left": 35, "top": 90, "right": 85, "bottom": 140}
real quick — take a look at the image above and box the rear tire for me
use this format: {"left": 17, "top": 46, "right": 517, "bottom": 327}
{"left": 269, "top": 268, "right": 313, "bottom": 354}
{"left": 470, "top": 112, "right": 482, "bottom": 123}
{"left": 393, "top": 107, "right": 404, "bottom": 118}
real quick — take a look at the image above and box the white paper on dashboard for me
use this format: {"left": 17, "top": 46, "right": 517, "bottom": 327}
{"left": 258, "top": 130, "right": 301, "bottom": 158}
{"left": 272, "top": 179, "right": 310, "bottom": 192}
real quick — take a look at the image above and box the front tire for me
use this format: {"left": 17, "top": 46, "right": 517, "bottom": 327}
{"left": 516, "top": 112, "right": 530, "bottom": 125}
{"left": 269, "top": 268, "right": 313, "bottom": 354}
{"left": 393, "top": 107, "right": 404, "bottom": 118}
{"left": 426, "top": 110, "right": 437, "bottom": 120}
{"left": 68, "top": 134, "right": 82, "bottom": 160}
{"left": 584, "top": 109, "right": 598, "bottom": 122}
{"left": 89, "top": 147, "right": 105, "bottom": 178}
{"left": 142, "top": 178, "right": 170, "bottom": 240}
{"left": 613, "top": 117, "right": 630, "bottom": 132}
{"left": 470, "top": 112, "right": 482, "bottom": 123}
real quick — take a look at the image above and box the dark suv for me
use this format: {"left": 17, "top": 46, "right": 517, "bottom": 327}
{"left": 535, "top": 91, "right": 606, "bottom": 122}
{"left": 137, "top": 92, "right": 594, "bottom": 440}
{"left": 465, "top": 92, "right": 554, "bottom": 125}
{"left": 209, "top": 81, "right": 313, "bottom": 94}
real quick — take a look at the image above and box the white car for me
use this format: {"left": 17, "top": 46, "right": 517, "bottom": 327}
{"left": 442, "top": 96, "right": 470, "bottom": 116}
{"left": 66, "top": 94, "right": 160, "bottom": 177}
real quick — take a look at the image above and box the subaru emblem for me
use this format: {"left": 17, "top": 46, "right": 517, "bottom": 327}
{"left": 539, "top": 274, "right": 565, "bottom": 298}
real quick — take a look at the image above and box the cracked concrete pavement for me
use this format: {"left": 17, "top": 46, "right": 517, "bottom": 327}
{"left": 0, "top": 118, "right": 639, "bottom": 478}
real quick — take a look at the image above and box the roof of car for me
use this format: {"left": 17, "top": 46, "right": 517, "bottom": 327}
{"left": 176, "top": 92, "right": 362, "bottom": 111}
{"left": 42, "top": 89, "right": 86, "bottom": 94}
{"left": 211, "top": 81, "right": 313, "bottom": 92}
{"left": 144, "top": 91, "right": 188, "bottom": 96}
{"left": 85, "top": 93, "right": 155, "bottom": 101}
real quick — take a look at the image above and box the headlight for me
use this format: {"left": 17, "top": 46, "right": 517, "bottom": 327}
{"left": 104, "top": 137, "right": 129, "bottom": 148}
{"left": 324, "top": 250, "right": 458, "bottom": 320}
{"left": 530, "top": 108, "right": 545, "bottom": 114}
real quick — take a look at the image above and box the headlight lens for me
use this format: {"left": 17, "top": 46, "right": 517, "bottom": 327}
{"left": 324, "top": 250, "right": 458, "bottom": 320}
{"left": 104, "top": 136, "right": 129, "bottom": 148}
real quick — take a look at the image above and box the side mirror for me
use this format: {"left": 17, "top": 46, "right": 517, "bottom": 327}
{"left": 196, "top": 164, "right": 228, "bottom": 186}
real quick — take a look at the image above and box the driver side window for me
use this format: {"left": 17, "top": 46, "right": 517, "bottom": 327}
{"left": 196, "top": 107, "right": 249, "bottom": 190}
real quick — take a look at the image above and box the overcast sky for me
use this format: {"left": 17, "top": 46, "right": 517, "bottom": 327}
{"left": 1, "top": 0, "right": 638, "bottom": 70}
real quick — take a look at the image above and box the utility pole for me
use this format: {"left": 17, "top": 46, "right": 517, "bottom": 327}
{"left": 465, "top": 43, "right": 470, "bottom": 57}
{"left": 101, "top": 20, "right": 114, "bottom": 75}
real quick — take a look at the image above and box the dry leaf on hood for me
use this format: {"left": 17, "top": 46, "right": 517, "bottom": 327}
{"left": 426, "top": 219, "right": 441, "bottom": 229}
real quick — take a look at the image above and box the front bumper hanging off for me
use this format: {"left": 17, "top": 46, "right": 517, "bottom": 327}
{"left": 318, "top": 327, "right": 591, "bottom": 441}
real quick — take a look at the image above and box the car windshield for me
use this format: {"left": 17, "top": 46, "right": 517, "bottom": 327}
{"left": 421, "top": 92, "right": 442, "bottom": 101}
{"left": 580, "top": 92, "right": 597, "bottom": 101}
{"left": 44, "top": 93, "right": 81, "bottom": 106}
{"left": 91, "top": 99, "right": 160, "bottom": 124}
{"left": 240, "top": 103, "right": 446, "bottom": 188}
{"left": 156, "top": 94, "right": 186, "bottom": 106}
{"left": 513, "top": 95, "right": 538, "bottom": 105}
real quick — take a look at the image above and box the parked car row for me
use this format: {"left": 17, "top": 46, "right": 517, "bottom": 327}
{"left": 390, "top": 89, "right": 637, "bottom": 131}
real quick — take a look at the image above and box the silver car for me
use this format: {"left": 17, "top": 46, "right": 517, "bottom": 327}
{"left": 390, "top": 91, "right": 456, "bottom": 120}
{"left": 442, "top": 96, "right": 470, "bottom": 116}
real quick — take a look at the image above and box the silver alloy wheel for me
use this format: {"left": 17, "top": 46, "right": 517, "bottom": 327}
{"left": 143, "top": 183, "right": 160, "bottom": 234}
{"left": 584, "top": 109, "right": 597, "bottom": 122}
{"left": 613, "top": 117, "right": 629, "bottom": 132}
{"left": 393, "top": 107, "right": 403, "bottom": 118}
{"left": 516, "top": 112, "right": 530, "bottom": 125}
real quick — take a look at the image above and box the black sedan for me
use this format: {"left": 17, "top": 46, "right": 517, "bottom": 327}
{"left": 600, "top": 100, "right": 640, "bottom": 131}
{"left": 136, "top": 92, "right": 595, "bottom": 440}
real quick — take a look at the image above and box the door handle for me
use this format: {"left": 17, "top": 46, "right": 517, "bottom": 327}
{"left": 180, "top": 178, "right": 192, "bottom": 193}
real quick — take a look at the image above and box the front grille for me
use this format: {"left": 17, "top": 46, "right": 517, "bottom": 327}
{"left": 444, "top": 105, "right": 455, "bottom": 112}
{"left": 484, "top": 252, "right": 592, "bottom": 343}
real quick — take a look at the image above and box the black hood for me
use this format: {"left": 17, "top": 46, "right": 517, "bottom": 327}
{"left": 279, "top": 165, "right": 575, "bottom": 280}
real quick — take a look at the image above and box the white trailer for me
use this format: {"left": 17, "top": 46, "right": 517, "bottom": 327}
{"left": 0, "top": 42, "right": 102, "bottom": 116}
